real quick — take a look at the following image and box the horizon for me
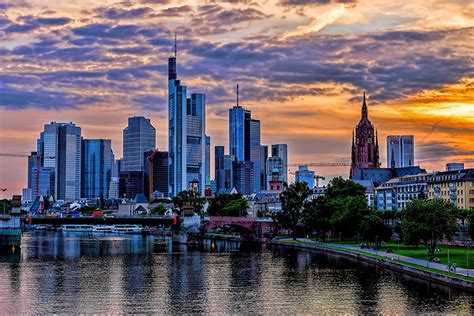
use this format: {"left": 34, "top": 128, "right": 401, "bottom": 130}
{"left": 0, "top": 0, "right": 473, "bottom": 198}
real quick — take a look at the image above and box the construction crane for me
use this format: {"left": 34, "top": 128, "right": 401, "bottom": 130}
{"left": 289, "top": 172, "right": 326, "bottom": 187}
{"left": 0, "top": 153, "right": 55, "bottom": 159}
{"left": 286, "top": 162, "right": 350, "bottom": 167}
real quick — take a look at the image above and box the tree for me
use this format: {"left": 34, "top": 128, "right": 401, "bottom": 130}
{"left": 360, "top": 212, "right": 393, "bottom": 247}
{"left": 401, "top": 199, "right": 458, "bottom": 255}
{"left": 277, "top": 182, "right": 311, "bottom": 238}
{"left": 207, "top": 193, "right": 246, "bottom": 216}
{"left": 150, "top": 204, "right": 167, "bottom": 216}
{"left": 172, "top": 190, "right": 205, "bottom": 215}
{"left": 221, "top": 199, "right": 248, "bottom": 217}
{"left": 325, "top": 177, "right": 366, "bottom": 200}
{"left": 330, "top": 195, "right": 371, "bottom": 237}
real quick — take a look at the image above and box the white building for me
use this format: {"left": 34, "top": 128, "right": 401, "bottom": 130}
{"left": 386, "top": 135, "right": 414, "bottom": 168}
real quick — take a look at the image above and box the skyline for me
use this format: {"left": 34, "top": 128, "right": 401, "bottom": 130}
{"left": 0, "top": 0, "right": 473, "bottom": 197}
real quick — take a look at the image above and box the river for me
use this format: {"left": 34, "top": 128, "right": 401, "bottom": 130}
{"left": 0, "top": 232, "right": 472, "bottom": 314}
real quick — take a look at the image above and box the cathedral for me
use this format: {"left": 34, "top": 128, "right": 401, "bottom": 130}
{"left": 350, "top": 92, "right": 380, "bottom": 178}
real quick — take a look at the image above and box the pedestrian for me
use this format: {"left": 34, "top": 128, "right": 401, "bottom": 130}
{"left": 453, "top": 263, "right": 457, "bottom": 273}
{"left": 447, "top": 263, "right": 451, "bottom": 271}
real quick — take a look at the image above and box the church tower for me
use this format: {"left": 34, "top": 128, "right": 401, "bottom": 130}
{"left": 350, "top": 92, "right": 380, "bottom": 178}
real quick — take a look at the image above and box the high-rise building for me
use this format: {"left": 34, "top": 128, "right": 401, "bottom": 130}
{"left": 350, "top": 92, "right": 380, "bottom": 178}
{"left": 260, "top": 145, "right": 268, "bottom": 191}
{"left": 146, "top": 150, "right": 168, "bottom": 199}
{"left": 232, "top": 161, "right": 253, "bottom": 196}
{"left": 267, "top": 156, "right": 283, "bottom": 188}
{"left": 295, "top": 165, "right": 315, "bottom": 188}
{"left": 81, "top": 139, "right": 112, "bottom": 199}
{"left": 31, "top": 166, "right": 55, "bottom": 198}
{"left": 37, "top": 122, "right": 82, "bottom": 201}
{"left": 119, "top": 171, "right": 145, "bottom": 199}
{"left": 214, "top": 146, "right": 225, "bottom": 193}
{"left": 223, "top": 155, "right": 234, "bottom": 190}
{"left": 205, "top": 135, "right": 211, "bottom": 186}
{"left": 108, "top": 177, "right": 119, "bottom": 199}
{"left": 271, "top": 144, "right": 288, "bottom": 183}
{"left": 122, "top": 116, "right": 156, "bottom": 172}
{"left": 112, "top": 158, "right": 122, "bottom": 178}
{"left": 228, "top": 85, "right": 261, "bottom": 193}
{"left": 387, "top": 135, "right": 414, "bottom": 168}
{"left": 168, "top": 43, "right": 206, "bottom": 197}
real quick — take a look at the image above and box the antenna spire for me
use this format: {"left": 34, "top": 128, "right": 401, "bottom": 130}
{"left": 236, "top": 84, "right": 239, "bottom": 106}
{"left": 174, "top": 33, "right": 177, "bottom": 58}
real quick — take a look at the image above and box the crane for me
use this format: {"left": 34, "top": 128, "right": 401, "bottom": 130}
{"left": 0, "top": 153, "right": 55, "bottom": 159}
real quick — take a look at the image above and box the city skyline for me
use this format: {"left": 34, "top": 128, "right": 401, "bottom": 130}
{"left": 0, "top": 0, "right": 473, "bottom": 197}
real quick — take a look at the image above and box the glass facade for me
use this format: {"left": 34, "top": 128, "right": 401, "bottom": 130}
{"left": 229, "top": 106, "right": 247, "bottom": 162}
{"left": 81, "top": 139, "right": 112, "bottom": 199}
{"left": 271, "top": 144, "right": 288, "bottom": 183}
{"left": 249, "top": 119, "right": 261, "bottom": 193}
{"left": 387, "top": 135, "right": 414, "bottom": 168}
{"left": 123, "top": 116, "right": 156, "bottom": 172}
{"left": 295, "top": 165, "right": 315, "bottom": 188}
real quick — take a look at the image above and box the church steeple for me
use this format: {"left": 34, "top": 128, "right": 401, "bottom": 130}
{"left": 361, "top": 91, "right": 368, "bottom": 119}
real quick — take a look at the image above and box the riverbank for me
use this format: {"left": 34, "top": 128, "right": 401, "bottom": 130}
{"left": 270, "top": 238, "right": 474, "bottom": 292}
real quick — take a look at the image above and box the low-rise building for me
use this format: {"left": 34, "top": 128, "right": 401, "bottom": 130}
{"left": 353, "top": 180, "right": 375, "bottom": 208}
{"left": 376, "top": 173, "right": 431, "bottom": 211}
{"left": 428, "top": 168, "right": 474, "bottom": 209}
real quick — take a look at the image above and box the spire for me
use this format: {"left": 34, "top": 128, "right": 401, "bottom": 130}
{"left": 236, "top": 84, "right": 239, "bottom": 106}
{"left": 351, "top": 130, "right": 354, "bottom": 147}
{"left": 361, "top": 91, "right": 368, "bottom": 119}
{"left": 174, "top": 33, "right": 177, "bottom": 58}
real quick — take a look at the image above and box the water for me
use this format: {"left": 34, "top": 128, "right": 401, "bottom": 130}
{"left": 0, "top": 232, "right": 472, "bottom": 314}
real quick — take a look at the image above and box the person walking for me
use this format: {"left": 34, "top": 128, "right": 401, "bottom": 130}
{"left": 453, "top": 263, "right": 457, "bottom": 273}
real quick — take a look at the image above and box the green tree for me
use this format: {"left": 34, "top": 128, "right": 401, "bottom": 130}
{"left": 325, "top": 177, "right": 366, "bottom": 199}
{"left": 330, "top": 195, "right": 370, "bottom": 237}
{"left": 221, "top": 199, "right": 248, "bottom": 217}
{"left": 172, "top": 190, "right": 205, "bottom": 215}
{"left": 360, "top": 212, "right": 393, "bottom": 247}
{"left": 401, "top": 199, "right": 458, "bottom": 255}
{"left": 150, "top": 204, "right": 167, "bottom": 215}
{"left": 277, "top": 182, "right": 311, "bottom": 238}
{"left": 207, "top": 193, "right": 245, "bottom": 216}
{"left": 79, "top": 205, "right": 98, "bottom": 215}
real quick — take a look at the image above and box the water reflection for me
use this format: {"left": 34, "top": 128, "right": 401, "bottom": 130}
{"left": 0, "top": 232, "right": 471, "bottom": 314}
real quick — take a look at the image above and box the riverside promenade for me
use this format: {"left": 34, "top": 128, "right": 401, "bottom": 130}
{"left": 272, "top": 238, "right": 473, "bottom": 290}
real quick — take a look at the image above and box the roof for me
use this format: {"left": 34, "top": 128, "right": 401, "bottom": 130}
{"left": 133, "top": 193, "right": 149, "bottom": 203}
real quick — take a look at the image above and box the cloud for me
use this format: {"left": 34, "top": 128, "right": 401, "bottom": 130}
{"left": 95, "top": 7, "right": 154, "bottom": 20}
{"left": 2, "top": 15, "right": 72, "bottom": 33}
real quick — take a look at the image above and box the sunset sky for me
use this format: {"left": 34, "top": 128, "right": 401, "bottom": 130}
{"left": 0, "top": 0, "right": 473, "bottom": 197}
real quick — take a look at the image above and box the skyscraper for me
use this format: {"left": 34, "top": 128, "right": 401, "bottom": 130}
{"left": 267, "top": 156, "right": 283, "bottom": 187}
{"left": 229, "top": 85, "right": 261, "bottom": 193}
{"left": 295, "top": 165, "right": 315, "bottom": 188}
{"left": 146, "top": 150, "right": 168, "bottom": 199}
{"left": 232, "top": 160, "right": 253, "bottom": 195}
{"left": 81, "top": 139, "right": 112, "bottom": 199}
{"left": 260, "top": 145, "right": 268, "bottom": 191}
{"left": 271, "top": 144, "right": 288, "bottom": 183}
{"left": 37, "top": 122, "right": 82, "bottom": 201}
{"left": 387, "top": 135, "right": 414, "bottom": 168}
{"left": 214, "top": 146, "right": 225, "bottom": 193}
{"left": 122, "top": 116, "right": 156, "bottom": 172}
{"left": 223, "top": 154, "right": 234, "bottom": 190}
{"left": 205, "top": 135, "right": 211, "bottom": 187}
{"left": 350, "top": 92, "right": 380, "bottom": 178}
{"left": 168, "top": 40, "right": 206, "bottom": 197}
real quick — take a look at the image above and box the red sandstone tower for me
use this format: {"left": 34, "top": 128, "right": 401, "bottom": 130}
{"left": 350, "top": 92, "right": 380, "bottom": 178}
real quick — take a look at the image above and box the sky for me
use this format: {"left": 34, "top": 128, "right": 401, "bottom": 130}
{"left": 0, "top": 0, "right": 473, "bottom": 197}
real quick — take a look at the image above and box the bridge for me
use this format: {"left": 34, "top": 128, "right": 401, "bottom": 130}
{"left": 26, "top": 216, "right": 174, "bottom": 227}
{"left": 202, "top": 216, "right": 275, "bottom": 239}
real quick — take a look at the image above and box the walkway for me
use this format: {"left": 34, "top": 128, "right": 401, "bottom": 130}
{"left": 278, "top": 238, "right": 472, "bottom": 278}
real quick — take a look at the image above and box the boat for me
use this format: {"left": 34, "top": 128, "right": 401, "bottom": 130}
{"left": 112, "top": 225, "right": 143, "bottom": 234}
{"left": 61, "top": 224, "right": 93, "bottom": 232}
{"left": 92, "top": 225, "right": 114, "bottom": 233}
{"left": 0, "top": 215, "right": 22, "bottom": 251}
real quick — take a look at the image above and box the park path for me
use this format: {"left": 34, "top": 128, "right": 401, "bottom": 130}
{"left": 281, "top": 238, "right": 471, "bottom": 277}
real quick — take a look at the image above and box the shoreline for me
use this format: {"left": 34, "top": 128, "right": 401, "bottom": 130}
{"left": 270, "top": 239, "right": 474, "bottom": 293}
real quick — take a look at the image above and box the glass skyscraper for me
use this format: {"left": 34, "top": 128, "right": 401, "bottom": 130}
{"left": 122, "top": 116, "right": 156, "bottom": 172}
{"left": 214, "top": 146, "right": 225, "bottom": 193}
{"left": 81, "top": 139, "right": 112, "bottom": 198}
{"left": 386, "top": 135, "right": 414, "bottom": 168}
{"left": 205, "top": 135, "right": 211, "bottom": 186}
{"left": 271, "top": 144, "right": 288, "bottom": 183}
{"left": 168, "top": 47, "right": 206, "bottom": 197}
{"left": 37, "top": 122, "right": 82, "bottom": 201}
{"left": 295, "top": 165, "right": 315, "bottom": 188}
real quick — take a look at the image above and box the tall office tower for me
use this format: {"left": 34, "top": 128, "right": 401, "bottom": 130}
{"left": 37, "top": 122, "right": 82, "bottom": 201}
{"left": 205, "top": 135, "right": 211, "bottom": 186}
{"left": 229, "top": 85, "right": 261, "bottom": 193}
{"left": 168, "top": 42, "right": 206, "bottom": 197}
{"left": 223, "top": 155, "right": 234, "bottom": 190}
{"left": 119, "top": 171, "right": 144, "bottom": 199}
{"left": 108, "top": 177, "right": 119, "bottom": 199}
{"left": 112, "top": 158, "right": 122, "bottom": 177}
{"left": 232, "top": 161, "right": 253, "bottom": 196}
{"left": 267, "top": 155, "right": 283, "bottom": 188}
{"left": 260, "top": 145, "right": 268, "bottom": 191}
{"left": 350, "top": 92, "right": 380, "bottom": 178}
{"left": 81, "top": 139, "right": 112, "bottom": 199}
{"left": 27, "top": 151, "right": 41, "bottom": 197}
{"left": 271, "top": 144, "right": 288, "bottom": 183}
{"left": 122, "top": 116, "right": 156, "bottom": 172}
{"left": 387, "top": 135, "right": 414, "bottom": 168}
{"left": 146, "top": 150, "right": 168, "bottom": 199}
{"left": 31, "top": 167, "right": 55, "bottom": 197}
{"left": 295, "top": 165, "right": 315, "bottom": 188}
{"left": 214, "top": 146, "right": 225, "bottom": 193}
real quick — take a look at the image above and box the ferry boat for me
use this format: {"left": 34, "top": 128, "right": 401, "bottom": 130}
{"left": 61, "top": 224, "right": 93, "bottom": 232}
{"left": 92, "top": 225, "right": 114, "bottom": 233}
{"left": 112, "top": 225, "right": 143, "bottom": 234}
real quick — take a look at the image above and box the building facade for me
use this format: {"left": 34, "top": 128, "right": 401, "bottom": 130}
{"left": 428, "top": 169, "right": 474, "bottom": 209}
{"left": 267, "top": 156, "right": 283, "bottom": 188}
{"left": 271, "top": 144, "right": 288, "bottom": 184}
{"left": 350, "top": 92, "right": 380, "bottom": 178}
{"left": 446, "top": 162, "right": 465, "bottom": 171}
{"left": 122, "top": 116, "right": 156, "bottom": 172}
{"left": 232, "top": 161, "right": 253, "bottom": 196}
{"left": 376, "top": 173, "right": 431, "bottom": 211}
{"left": 119, "top": 171, "right": 145, "bottom": 200}
{"left": 214, "top": 146, "right": 225, "bottom": 193}
{"left": 81, "top": 139, "right": 112, "bottom": 199}
{"left": 37, "top": 122, "right": 82, "bottom": 201}
{"left": 295, "top": 165, "right": 315, "bottom": 188}
{"left": 205, "top": 135, "right": 211, "bottom": 187}
{"left": 387, "top": 135, "right": 414, "bottom": 168}
{"left": 146, "top": 150, "right": 168, "bottom": 199}
{"left": 260, "top": 145, "right": 268, "bottom": 191}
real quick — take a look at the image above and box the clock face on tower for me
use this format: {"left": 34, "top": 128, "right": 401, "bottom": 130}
{"left": 368, "top": 138, "right": 372, "bottom": 144}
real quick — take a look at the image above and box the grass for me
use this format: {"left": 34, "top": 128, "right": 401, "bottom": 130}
{"left": 275, "top": 239, "right": 474, "bottom": 282}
